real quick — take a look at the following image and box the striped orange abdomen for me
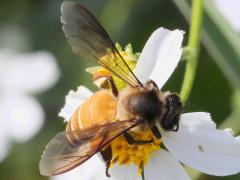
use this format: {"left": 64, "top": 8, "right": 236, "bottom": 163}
{"left": 66, "top": 90, "right": 117, "bottom": 145}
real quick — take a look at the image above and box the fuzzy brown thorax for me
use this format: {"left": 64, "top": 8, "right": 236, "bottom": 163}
{"left": 117, "top": 81, "right": 182, "bottom": 132}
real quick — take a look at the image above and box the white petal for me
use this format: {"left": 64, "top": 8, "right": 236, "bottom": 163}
{"left": 58, "top": 86, "right": 93, "bottom": 120}
{"left": 134, "top": 28, "right": 184, "bottom": 89}
{"left": 162, "top": 112, "right": 240, "bottom": 176}
{"left": 51, "top": 155, "right": 107, "bottom": 180}
{"left": 0, "top": 94, "right": 44, "bottom": 142}
{"left": 145, "top": 149, "right": 190, "bottom": 180}
{"left": 0, "top": 50, "right": 60, "bottom": 93}
{"left": 110, "top": 164, "right": 141, "bottom": 180}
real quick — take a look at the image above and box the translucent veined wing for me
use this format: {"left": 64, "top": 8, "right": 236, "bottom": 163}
{"left": 61, "top": 1, "right": 142, "bottom": 87}
{"left": 39, "top": 119, "right": 142, "bottom": 176}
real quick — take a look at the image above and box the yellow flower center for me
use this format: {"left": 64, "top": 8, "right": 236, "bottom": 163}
{"left": 109, "top": 130, "right": 161, "bottom": 174}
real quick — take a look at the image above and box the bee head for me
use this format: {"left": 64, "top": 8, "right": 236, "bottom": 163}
{"left": 160, "top": 93, "right": 182, "bottom": 131}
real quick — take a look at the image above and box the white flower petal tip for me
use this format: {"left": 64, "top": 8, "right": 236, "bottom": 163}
{"left": 51, "top": 155, "right": 107, "bottom": 180}
{"left": 162, "top": 112, "right": 240, "bottom": 176}
{"left": 145, "top": 149, "right": 190, "bottom": 180}
{"left": 0, "top": 51, "right": 60, "bottom": 94}
{"left": 58, "top": 86, "right": 93, "bottom": 120}
{"left": 134, "top": 28, "right": 184, "bottom": 89}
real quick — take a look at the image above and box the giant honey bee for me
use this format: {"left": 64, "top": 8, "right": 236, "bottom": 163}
{"left": 39, "top": 1, "right": 183, "bottom": 177}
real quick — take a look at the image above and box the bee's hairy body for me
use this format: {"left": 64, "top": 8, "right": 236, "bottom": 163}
{"left": 66, "top": 81, "right": 182, "bottom": 146}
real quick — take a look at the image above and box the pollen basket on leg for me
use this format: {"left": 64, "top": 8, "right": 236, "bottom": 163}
{"left": 109, "top": 129, "right": 161, "bottom": 174}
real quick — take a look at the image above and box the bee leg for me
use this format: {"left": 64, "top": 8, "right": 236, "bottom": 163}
{"left": 140, "top": 163, "right": 145, "bottom": 180}
{"left": 141, "top": 168, "right": 145, "bottom": 180}
{"left": 151, "top": 126, "right": 161, "bottom": 139}
{"left": 105, "top": 161, "right": 111, "bottom": 178}
{"left": 146, "top": 79, "right": 159, "bottom": 90}
{"left": 172, "top": 123, "right": 179, "bottom": 132}
{"left": 107, "top": 76, "right": 118, "bottom": 97}
{"left": 93, "top": 75, "right": 118, "bottom": 97}
{"left": 100, "top": 146, "right": 112, "bottom": 177}
{"left": 123, "top": 132, "right": 153, "bottom": 145}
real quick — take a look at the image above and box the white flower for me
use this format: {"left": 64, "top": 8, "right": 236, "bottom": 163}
{"left": 214, "top": 0, "right": 240, "bottom": 32}
{"left": 0, "top": 50, "right": 60, "bottom": 161}
{"left": 56, "top": 28, "right": 240, "bottom": 180}
{"left": 0, "top": 50, "right": 59, "bottom": 94}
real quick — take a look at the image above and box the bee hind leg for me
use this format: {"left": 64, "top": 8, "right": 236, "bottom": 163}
{"left": 100, "top": 146, "right": 112, "bottom": 177}
{"left": 105, "top": 161, "right": 111, "bottom": 177}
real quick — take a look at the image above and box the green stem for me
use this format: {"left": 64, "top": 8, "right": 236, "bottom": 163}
{"left": 180, "top": 0, "right": 203, "bottom": 104}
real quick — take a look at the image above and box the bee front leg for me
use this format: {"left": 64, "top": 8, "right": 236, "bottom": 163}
{"left": 123, "top": 132, "right": 153, "bottom": 145}
{"left": 151, "top": 126, "right": 161, "bottom": 139}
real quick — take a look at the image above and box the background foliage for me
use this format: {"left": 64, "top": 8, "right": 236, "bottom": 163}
{"left": 0, "top": 0, "right": 239, "bottom": 179}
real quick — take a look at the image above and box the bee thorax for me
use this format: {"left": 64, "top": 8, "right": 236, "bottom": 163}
{"left": 124, "top": 90, "right": 162, "bottom": 121}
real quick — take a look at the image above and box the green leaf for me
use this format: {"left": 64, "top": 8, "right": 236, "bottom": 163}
{"left": 174, "top": 0, "right": 240, "bottom": 89}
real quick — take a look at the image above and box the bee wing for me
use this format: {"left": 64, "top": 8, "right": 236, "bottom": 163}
{"left": 39, "top": 119, "right": 141, "bottom": 176}
{"left": 61, "top": 1, "right": 142, "bottom": 87}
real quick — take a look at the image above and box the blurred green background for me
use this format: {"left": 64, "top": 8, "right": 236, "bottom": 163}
{"left": 0, "top": 0, "right": 240, "bottom": 180}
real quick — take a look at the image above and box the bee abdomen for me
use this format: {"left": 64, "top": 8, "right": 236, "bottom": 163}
{"left": 66, "top": 90, "right": 117, "bottom": 145}
{"left": 66, "top": 106, "right": 83, "bottom": 145}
